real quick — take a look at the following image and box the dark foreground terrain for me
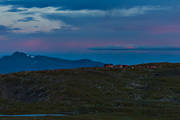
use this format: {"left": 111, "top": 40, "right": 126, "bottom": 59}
{"left": 0, "top": 63, "right": 180, "bottom": 120}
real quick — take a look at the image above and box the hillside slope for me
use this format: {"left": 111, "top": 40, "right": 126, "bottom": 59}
{"left": 0, "top": 63, "right": 179, "bottom": 119}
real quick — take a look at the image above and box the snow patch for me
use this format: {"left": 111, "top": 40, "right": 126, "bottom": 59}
{"left": 26, "top": 54, "right": 35, "bottom": 58}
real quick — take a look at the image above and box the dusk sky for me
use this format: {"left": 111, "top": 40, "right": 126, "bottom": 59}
{"left": 1, "top": 0, "right": 180, "bottom": 64}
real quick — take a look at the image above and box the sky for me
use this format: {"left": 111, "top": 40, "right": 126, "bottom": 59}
{"left": 1, "top": 0, "right": 180, "bottom": 64}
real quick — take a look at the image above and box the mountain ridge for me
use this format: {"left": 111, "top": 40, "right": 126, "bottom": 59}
{"left": 0, "top": 51, "right": 104, "bottom": 74}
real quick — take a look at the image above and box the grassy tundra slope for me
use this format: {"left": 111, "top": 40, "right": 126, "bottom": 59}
{"left": 0, "top": 63, "right": 179, "bottom": 120}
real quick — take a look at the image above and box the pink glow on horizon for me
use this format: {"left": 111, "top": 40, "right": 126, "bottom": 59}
{"left": 21, "top": 39, "right": 45, "bottom": 48}
{"left": 2, "top": 39, "right": 124, "bottom": 52}
{"left": 126, "top": 46, "right": 136, "bottom": 49}
{"left": 151, "top": 24, "right": 180, "bottom": 34}
{"left": 0, "top": 35, "right": 7, "bottom": 41}
{"left": 1, "top": 37, "right": 180, "bottom": 53}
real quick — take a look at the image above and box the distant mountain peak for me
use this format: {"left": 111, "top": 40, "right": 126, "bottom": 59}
{"left": 11, "top": 52, "right": 36, "bottom": 59}
{"left": 12, "top": 51, "right": 27, "bottom": 57}
{"left": 0, "top": 52, "right": 104, "bottom": 73}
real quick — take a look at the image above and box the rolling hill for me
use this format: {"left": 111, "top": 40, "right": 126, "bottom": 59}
{"left": 0, "top": 63, "right": 179, "bottom": 120}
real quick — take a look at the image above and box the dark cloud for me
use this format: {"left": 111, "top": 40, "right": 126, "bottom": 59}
{"left": 0, "top": 0, "right": 179, "bottom": 10}
{"left": 18, "top": 17, "right": 37, "bottom": 22}
{"left": 7, "top": 8, "right": 25, "bottom": 12}
{"left": 7, "top": 6, "right": 27, "bottom": 12}
{"left": 0, "top": 25, "right": 12, "bottom": 34}
{"left": 0, "top": 25, "right": 23, "bottom": 35}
